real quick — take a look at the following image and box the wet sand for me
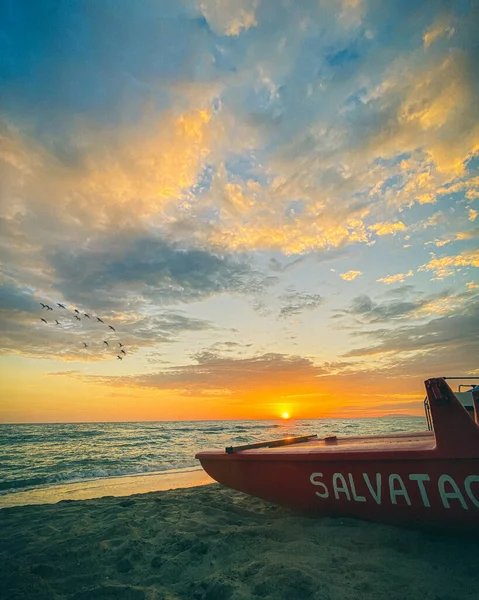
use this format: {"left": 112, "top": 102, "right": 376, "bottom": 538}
{"left": 2, "top": 484, "right": 478, "bottom": 600}
{"left": 0, "top": 467, "right": 214, "bottom": 509}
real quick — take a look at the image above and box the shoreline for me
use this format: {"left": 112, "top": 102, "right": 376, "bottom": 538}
{"left": 0, "top": 466, "right": 214, "bottom": 509}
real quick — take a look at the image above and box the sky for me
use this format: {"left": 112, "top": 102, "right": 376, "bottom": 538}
{"left": 0, "top": 0, "right": 478, "bottom": 423}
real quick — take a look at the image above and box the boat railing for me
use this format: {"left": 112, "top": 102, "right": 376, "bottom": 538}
{"left": 424, "top": 396, "right": 433, "bottom": 431}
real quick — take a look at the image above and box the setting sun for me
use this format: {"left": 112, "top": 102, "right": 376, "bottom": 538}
{"left": 281, "top": 412, "right": 290, "bottom": 420}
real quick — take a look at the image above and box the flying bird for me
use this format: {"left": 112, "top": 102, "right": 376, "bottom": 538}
{"left": 96, "top": 317, "right": 104, "bottom": 323}
{"left": 75, "top": 315, "right": 81, "bottom": 321}
{"left": 40, "top": 303, "right": 47, "bottom": 309}
{"left": 40, "top": 318, "right": 47, "bottom": 324}
{"left": 83, "top": 343, "right": 88, "bottom": 348}
{"left": 118, "top": 342, "right": 124, "bottom": 347}
{"left": 55, "top": 320, "right": 60, "bottom": 325}
{"left": 117, "top": 355, "right": 123, "bottom": 360}
{"left": 108, "top": 325, "right": 116, "bottom": 332}
{"left": 103, "top": 341, "right": 109, "bottom": 346}
{"left": 84, "top": 313, "right": 90, "bottom": 318}
{"left": 46, "top": 305, "right": 53, "bottom": 311}
{"left": 57, "top": 303, "right": 66, "bottom": 309}
{"left": 74, "top": 309, "right": 80, "bottom": 314}
{"left": 120, "top": 349, "right": 126, "bottom": 355}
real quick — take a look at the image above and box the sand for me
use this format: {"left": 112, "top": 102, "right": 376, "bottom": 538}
{"left": 2, "top": 484, "right": 479, "bottom": 600}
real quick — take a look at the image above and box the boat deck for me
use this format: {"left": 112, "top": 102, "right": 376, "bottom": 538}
{"left": 197, "top": 430, "right": 437, "bottom": 458}
{"left": 251, "top": 430, "right": 436, "bottom": 454}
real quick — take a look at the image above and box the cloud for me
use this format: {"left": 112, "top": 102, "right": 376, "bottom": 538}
{"left": 90, "top": 352, "right": 326, "bottom": 392}
{"left": 331, "top": 282, "right": 479, "bottom": 378}
{"left": 0, "top": 108, "right": 279, "bottom": 318}
{"left": 456, "top": 227, "right": 479, "bottom": 240}
{"left": 381, "top": 284, "right": 416, "bottom": 297}
{"left": 0, "top": 228, "right": 279, "bottom": 359}
{"left": 198, "top": 0, "right": 258, "bottom": 36}
{"left": 428, "top": 226, "right": 479, "bottom": 247}
{"left": 267, "top": 256, "right": 308, "bottom": 272}
{"left": 431, "top": 236, "right": 455, "bottom": 247}
{"left": 278, "top": 289, "right": 323, "bottom": 319}
{"left": 423, "top": 211, "right": 446, "bottom": 228}
{"left": 47, "top": 234, "right": 273, "bottom": 305}
{"left": 469, "top": 208, "right": 478, "bottom": 222}
{"left": 377, "top": 270, "right": 413, "bottom": 284}
{"left": 418, "top": 248, "right": 479, "bottom": 279}
{"left": 436, "top": 176, "right": 479, "bottom": 201}
{"left": 343, "top": 297, "right": 479, "bottom": 371}
{"left": 192, "top": 340, "right": 253, "bottom": 358}
{"left": 0, "top": 282, "right": 38, "bottom": 313}
{"left": 412, "top": 294, "right": 468, "bottom": 318}
{"left": 70, "top": 350, "right": 413, "bottom": 416}
{"left": 368, "top": 221, "right": 406, "bottom": 236}
{"left": 340, "top": 270, "right": 362, "bottom": 281}
{"left": 0, "top": 106, "right": 225, "bottom": 292}
{"left": 345, "top": 294, "right": 420, "bottom": 322}
{"left": 423, "top": 15, "right": 455, "bottom": 49}
{"left": 0, "top": 276, "right": 217, "bottom": 359}
{"left": 335, "top": 286, "right": 472, "bottom": 325}
{"left": 2, "top": 1, "right": 478, "bottom": 264}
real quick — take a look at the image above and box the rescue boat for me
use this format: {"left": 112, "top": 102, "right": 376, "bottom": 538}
{"left": 195, "top": 378, "right": 479, "bottom": 531}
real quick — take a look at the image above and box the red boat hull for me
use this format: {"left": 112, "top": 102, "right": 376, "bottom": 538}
{"left": 199, "top": 453, "right": 479, "bottom": 530}
{"left": 196, "top": 379, "right": 479, "bottom": 531}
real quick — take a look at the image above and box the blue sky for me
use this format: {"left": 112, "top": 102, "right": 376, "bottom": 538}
{"left": 0, "top": 0, "right": 478, "bottom": 421}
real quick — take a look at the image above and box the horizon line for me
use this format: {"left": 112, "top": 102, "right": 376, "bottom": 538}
{"left": 0, "top": 414, "right": 424, "bottom": 425}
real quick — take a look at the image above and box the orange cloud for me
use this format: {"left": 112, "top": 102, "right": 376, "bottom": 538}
{"left": 369, "top": 221, "right": 406, "bottom": 236}
{"left": 81, "top": 108, "right": 214, "bottom": 216}
{"left": 418, "top": 248, "right": 479, "bottom": 278}
{"left": 205, "top": 174, "right": 370, "bottom": 253}
{"left": 207, "top": 220, "right": 369, "bottom": 254}
{"left": 456, "top": 229, "right": 479, "bottom": 241}
{"left": 399, "top": 55, "right": 466, "bottom": 131}
{"left": 0, "top": 107, "right": 221, "bottom": 244}
{"left": 423, "top": 16, "right": 455, "bottom": 48}
{"left": 377, "top": 270, "right": 413, "bottom": 284}
{"left": 412, "top": 295, "right": 466, "bottom": 317}
{"left": 361, "top": 50, "right": 479, "bottom": 183}
{"left": 340, "top": 270, "right": 362, "bottom": 281}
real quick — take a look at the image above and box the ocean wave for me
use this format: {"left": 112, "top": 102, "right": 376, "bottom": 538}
{"left": 0, "top": 430, "right": 104, "bottom": 445}
{"left": 0, "top": 460, "right": 200, "bottom": 495}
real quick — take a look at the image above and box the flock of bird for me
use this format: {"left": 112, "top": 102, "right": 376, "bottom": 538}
{"left": 39, "top": 302, "right": 127, "bottom": 360}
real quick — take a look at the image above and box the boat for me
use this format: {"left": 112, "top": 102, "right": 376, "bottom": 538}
{"left": 196, "top": 377, "right": 479, "bottom": 531}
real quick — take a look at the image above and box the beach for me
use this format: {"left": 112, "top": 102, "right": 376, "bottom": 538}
{"left": 2, "top": 483, "right": 479, "bottom": 600}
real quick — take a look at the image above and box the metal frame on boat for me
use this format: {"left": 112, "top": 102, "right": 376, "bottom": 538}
{"left": 424, "top": 376, "right": 479, "bottom": 430}
{"left": 196, "top": 377, "right": 479, "bottom": 531}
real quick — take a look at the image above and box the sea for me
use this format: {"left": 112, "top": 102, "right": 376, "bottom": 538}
{"left": 0, "top": 416, "right": 426, "bottom": 502}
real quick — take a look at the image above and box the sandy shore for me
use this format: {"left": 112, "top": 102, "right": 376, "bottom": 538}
{"left": 2, "top": 484, "right": 478, "bottom": 600}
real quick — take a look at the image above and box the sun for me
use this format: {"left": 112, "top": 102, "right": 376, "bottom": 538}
{"left": 281, "top": 411, "right": 290, "bottom": 420}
